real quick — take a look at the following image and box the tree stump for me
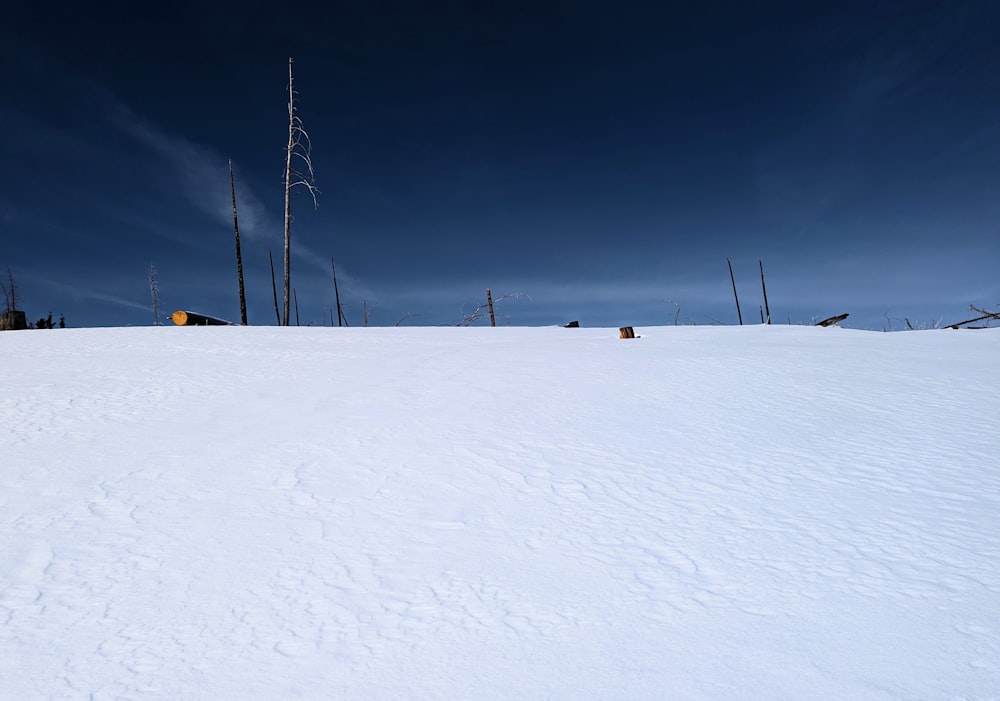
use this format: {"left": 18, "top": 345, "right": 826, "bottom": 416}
{"left": 0, "top": 310, "right": 28, "bottom": 331}
{"left": 619, "top": 326, "right": 635, "bottom": 339}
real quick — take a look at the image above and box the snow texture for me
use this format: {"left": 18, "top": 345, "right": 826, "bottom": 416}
{"left": 2, "top": 325, "right": 999, "bottom": 700}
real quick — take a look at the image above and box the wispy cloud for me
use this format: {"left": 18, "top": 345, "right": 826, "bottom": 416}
{"left": 24, "top": 269, "right": 153, "bottom": 314}
{"left": 104, "top": 98, "right": 271, "bottom": 239}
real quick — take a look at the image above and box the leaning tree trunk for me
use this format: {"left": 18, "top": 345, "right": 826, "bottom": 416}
{"left": 331, "top": 257, "right": 343, "bottom": 327}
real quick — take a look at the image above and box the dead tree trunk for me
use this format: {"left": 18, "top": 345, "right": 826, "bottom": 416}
{"left": 148, "top": 263, "right": 160, "bottom": 326}
{"left": 331, "top": 257, "right": 343, "bottom": 327}
{"left": 281, "top": 57, "right": 318, "bottom": 326}
{"left": 759, "top": 259, "right": 771, "bottom": 325}
{"left": 282, "top": 59, "right": 295, "bottom": 326}
{"left": 269, "top": 250, "right": 280, "bottom": 325}
{"left": 727, "top": 258, "right": 743, "bottom": 325}
{"left": 486, "top": 288, "right": 496, "bottom": 327}
{"left": 230, "top": 159, "right": 248, "bottom": 325}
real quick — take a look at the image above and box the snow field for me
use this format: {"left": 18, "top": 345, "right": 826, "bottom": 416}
{"left": 2, "top": 325, "right": 998, "bottom": 699}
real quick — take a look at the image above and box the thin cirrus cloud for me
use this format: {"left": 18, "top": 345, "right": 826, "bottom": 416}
{"left": 25, "top": 268, "right": 154, "bottom": 315}
{"left": 104, "top": 97, "right": 270, "bottom": 241}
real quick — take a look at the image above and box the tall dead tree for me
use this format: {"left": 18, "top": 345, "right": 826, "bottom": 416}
{"left": 229, "top": 159, "right": 248, "bottom": 325}
{"left": 282, "top": 57, "right": 319, "bottom": 326}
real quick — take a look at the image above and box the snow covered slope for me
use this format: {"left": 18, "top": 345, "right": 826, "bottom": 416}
{"left": 2, "top": 325, "right": 998, "bottom": 700}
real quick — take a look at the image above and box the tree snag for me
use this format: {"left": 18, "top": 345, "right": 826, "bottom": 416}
{"left": 282, "top": 57, "right": 318, "bottom": 326}
{"left": 230, "top": 159, "right": 248, "bottom": 325}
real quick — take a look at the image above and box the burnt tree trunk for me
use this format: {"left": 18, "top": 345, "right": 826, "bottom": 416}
{"left": 728, "top": 258, "right": 743, "bottom": 326}
{"left": 282, "top": 58, "right": 295, "bottom": 326}
{"left": 230, "top": 159, "right": 248, "bottom": 325}
{"left": 269, "top": 250, "right": 281, "bottom": 325}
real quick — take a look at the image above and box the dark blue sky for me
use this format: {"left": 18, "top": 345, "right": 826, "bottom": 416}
{"left": 2, "top": 0, "right": 998, "bottom": 328}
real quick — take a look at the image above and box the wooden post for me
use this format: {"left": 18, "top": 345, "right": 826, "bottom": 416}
{"left": 230, "top": 159, "right": 248, "bottom": 325}
{"left": 759, "top": 259, "right": 770, "bottom": 325}
{"left": 727, "top": 258, "right": 743, "bottom": 326}
{"left": 486, "top": 288, "right": 496, "bottom": 327}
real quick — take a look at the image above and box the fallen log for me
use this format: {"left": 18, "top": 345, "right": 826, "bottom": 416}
{"left": 946, "top": 314, "right": 993, "bottom": 329}
{"left": 946, "top": 306, "right": 1000, "bottom": 329}
{"left": 816, "top": 313, "right": 849, "bottom": 327}
{"left": 171, "top": 310, "right": 233, "bottom": 326}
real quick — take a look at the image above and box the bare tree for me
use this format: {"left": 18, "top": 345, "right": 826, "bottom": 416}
{"left": 148, "top": 263, "right": 160, "bottom": 325}
{"left": 282, "top": 57, "right": 319, "bottom": 326}
{"left": 1, "top": 268, "right": 28, "bottom": 331}
{"left": 1, "top": 267, "right": 18, "bottom": 313}
{"left": 663, "top": 299, "right": 682, "bottom": 325}
{"left": 230, "top": 159, "right": 248, "bottom": 325}
{"left": 458, "top": 291, "right": 528, "bottom": 326}
{"left": 362, "top": 297, "right": 376, "bottom": 327}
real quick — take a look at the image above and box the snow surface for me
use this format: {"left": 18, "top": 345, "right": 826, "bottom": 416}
{"left": 2, "top": 325, "right": 999, "bottom": 700}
